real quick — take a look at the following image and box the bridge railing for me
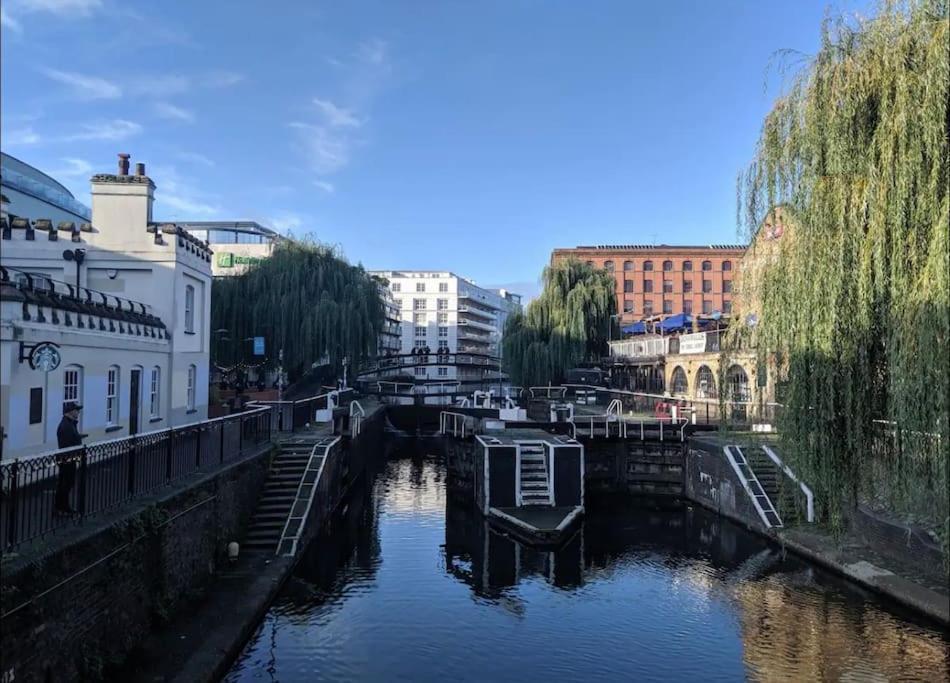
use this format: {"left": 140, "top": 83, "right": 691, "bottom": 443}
{"left": 250, "top": 388, "right": 353, "bottom": 432}
{"left": 0, "top": 407, "right": 272, "bottom": 552}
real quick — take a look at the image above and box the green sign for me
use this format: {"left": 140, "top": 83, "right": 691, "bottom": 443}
{"left": 216, "top": 252, "right": 264, "bottom": 268}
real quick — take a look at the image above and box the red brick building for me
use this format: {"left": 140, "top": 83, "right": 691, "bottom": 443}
{"left": 551, "top": 244, "right": 747, "bottom": 322}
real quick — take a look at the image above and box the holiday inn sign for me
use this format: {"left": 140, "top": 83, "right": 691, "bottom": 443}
{"left": 216, "top": 252, "right": 265, "bottom": 268}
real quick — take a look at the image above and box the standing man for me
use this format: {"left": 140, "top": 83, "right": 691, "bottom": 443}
{"left": 55, "top": 402, "right": 84, "bottom": 515}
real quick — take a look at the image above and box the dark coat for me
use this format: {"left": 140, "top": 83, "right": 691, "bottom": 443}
{"left": 57, "top": 416, "right": 83, "bottom": 449}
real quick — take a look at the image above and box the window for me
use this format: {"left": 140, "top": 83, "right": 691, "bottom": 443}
{"left": 723, "top": 301, "right": 733, "bottom": 314}
{"left": 436, "top": 282, "right": 448, "bottom": 293}
{"left": 702, "top": 260, "right": 712, "bottom": 271}
{"left": 623, "top": 300, "right": 634, "bottom": 313}
{"left": 663, "top": 300, "right": 673, "bottom": 314}
{"left": 624, "top": 280, "right": 634, "bottom": 293}
{"left": 394, "top": 298, "right": 402, "bottom": 309}
{"left": 416, "top": 282, "right": 425, "bottom": 292}
{"left": 604, "top": 260, "right": 614, "bottom": 272}
{"left": 643, "top": 260, "right": 654, "bottom": 271}
{"left": 438, "top": 326, "right": 448, "bottom": 337}
{"left": 643, "top": 300, "right": 654, "bottom": 316}
{"left": 722, "top": 260, "right": 732, "bottom": 271}
{"left": 184, "top": 284, "right": 195, "bottom": 333}
{"left": 437, "top": 367, "right": 449, "bottom": 377}
{"left": 29, "top": 387, "right": 43, "bottom": 424}
{"left": 15, "top": 272, "right": 54, "bottom": 292}
{"left": 663, "top": 260, "right": 673, "bottom": 272}
{"left": 663, "top": 280, "right": 673, "bottom": 293}
{"left": 149, "top": 366, "right": 161, "bottom": 418}
{"left": 697, "top": 365, "right": 718, "bottom": 398}
{"left": 683, "top": 280, "right": 693, "bottom": 293}
{"left": 671, "top": 367, "right": 689, "bottom": 395}
{"left": 414, "top": 367, "right": 427, "bottom": 377}
{"left": 437, "top": 312, "right": 448, "bottom": 324}
{"left": 643, "top": 280, "right": 653, "bottom": 293}
{"left": 413, "top": 298, "right": 426, "bottom": 311}
{"left": 702, "top": 280, "right": 712, "bottom": 293}
{"left": 683, "top": 300, "right": 693, "bottom": 314}
{"left": 438, "top": 339, "right": 449, "bottom": 350}
{"left": 413, "top": 313, "right": 427, "bottom": 324}
{"left": 723, "top": 279, "right": 732, "bottom": 294}
{"left": 415, "top": 326, "right": 427, "bottom": 338}
{"left": 63, "top": 365, "right": 83, "bottom": 424}
{"left": 187, "top": 364, "right": 196, "bottom": 411}
{"left": 682, "top": 260, "right": 692, "bottom": 271}
{"left": 392, "top": 283, "right": 401, "bottom": 292}
{"left": 585, "top": 260, "right": 594, "bottom": 267}
{"left": 702, "top": 300, "right": 712, "bottom": 314}
{"left": 437, "top": 298, "right": 448, "bottom": 311}
{"left": 106, "top": 366, "right": 119, "bottom": 424}
{"left": 623, "top": 260, "right": 633, "bottom": 271}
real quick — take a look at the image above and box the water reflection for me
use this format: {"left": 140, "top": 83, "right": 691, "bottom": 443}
{"left": 226, "top": 443, "right": 948, "bottom": 683}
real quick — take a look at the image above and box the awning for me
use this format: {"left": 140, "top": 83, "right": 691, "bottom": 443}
{"left": 622, "top": 321, "right": 647, "bottom": 335}
{"left": 659, "top": 313, "right": 692, "bottom": 332}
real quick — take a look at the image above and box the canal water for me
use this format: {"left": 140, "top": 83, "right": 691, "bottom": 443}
{"left": 226, "top": 440, "right": 948, "bottom": 682}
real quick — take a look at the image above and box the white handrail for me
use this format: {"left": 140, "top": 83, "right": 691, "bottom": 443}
{"left": 723, "top": 445, "right": 774, "bottom": 529}
{"left": 439, "top": 411, "right": 473, "bottom": 437}
{"left": 349, "top": 400, "right": 365, "bottom": 437}
{"left": 762, "top": 445, "right": 815, "bottom": 522}
{"left": 276, "top": 435, "right": 341, "bottom": 556}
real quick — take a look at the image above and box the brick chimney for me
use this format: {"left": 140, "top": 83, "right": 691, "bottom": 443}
{"left": 90, "top": 152, "right": 156, "bottom": 241}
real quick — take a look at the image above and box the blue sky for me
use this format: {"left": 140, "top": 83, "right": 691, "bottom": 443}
{"left": 1, "top": 0, "right": 871, "bottom": 298}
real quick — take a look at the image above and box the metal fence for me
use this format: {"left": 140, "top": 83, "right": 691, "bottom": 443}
{"left": 250, "top": 388, "right": 353, "bottom": 433}
{"left": 0, "top": 407, "right": 272, "bottom": 551}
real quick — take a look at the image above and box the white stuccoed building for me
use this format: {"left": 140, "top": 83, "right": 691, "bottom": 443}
{"left": 368, "top": 270, "right": 521, "bottom": 392}
{"left": 0, "top": 154, "right": 212, "bottom": 459}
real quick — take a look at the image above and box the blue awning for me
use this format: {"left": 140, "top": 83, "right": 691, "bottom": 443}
{"left": 660, "top": 313, "right": 692, "bottom": 332}
{"left": 622, "top": 321, "right": 647, "bottom": 335}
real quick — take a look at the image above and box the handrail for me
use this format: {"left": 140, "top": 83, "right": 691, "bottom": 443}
{"left": 275, "top": 436, "right": 341, "bottom": 557}
{"left": 528, "top": 386, "right": 567, "bottom": 399}
{"left": 762, "top": 445, "right": 815, "bottom": 522}
{"left": 723, "top": 446, "right": 775, "bottom": 529}
{"left": 439, "top": 411, "right": 474, "bottom": 438}
{"left": 350, "top": 400, "right": 365, "bottom": 437}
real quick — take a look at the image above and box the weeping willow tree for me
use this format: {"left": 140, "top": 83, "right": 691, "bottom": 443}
{"left": 503, "top": 259, "right": 616, "bottom": 386}
{"left": 211, "top": 239, "right": 385, "bottom": 382}
{"left": 735, "top": 0, "right": 949, "bottom": 544}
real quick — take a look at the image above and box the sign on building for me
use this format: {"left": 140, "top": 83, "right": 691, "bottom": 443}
{"left": 253, "top": 337, "right": 265, "bottom": 356}
{"left": 678, "top": 332, "right": 707, "bottom": 355}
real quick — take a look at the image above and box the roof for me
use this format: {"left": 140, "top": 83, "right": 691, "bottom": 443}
{"left": 558, "top": 244, "right": 747, "bottom": 251}
{"left": 177, "top": 220, "right": 280, "bottom": 237}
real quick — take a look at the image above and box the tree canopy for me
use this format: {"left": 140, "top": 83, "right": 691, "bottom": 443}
{"left": 735, "top": 0, "right": 948, "bottom": 539}
{"left": 502, "top": 259, "right": 616, "bottom": 386}
{"left": 211, "top": 239, "right": 385, "bottom": 382}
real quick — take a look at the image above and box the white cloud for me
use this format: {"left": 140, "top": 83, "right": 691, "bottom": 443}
{"left": 40, "top": 67, "right": 121, "bottom": 99}
{"left": 16, "top": 0, "right": 102, "bottom": 16}
{"left": 129, "top": 74, "right": 190, "bottom": 98}
{"left": 267, "top": 213, "right": 304, "bottom": 233}
{"left": 153, "top": 101, "right": 195, "bottom": 123}
{"left": 357, "top": 38, "right": 388, "bottom": 66}
{"left": 313, "top": 180, "right": 335, "bottom": 194}
{"left": 4, "top": 126, "right": 41, "bottom": 145}
{"left": 63, "top": 119, "right": 142, "bottom": 141}
{"left": 313, "top": 98, "right": 362, "bottom": 128}
{"left": 288, "top": 122, "right": 351, "bottom": 175}
{"left": 52, "top": 157, "right": 93, "bottom": 178}
{"left": 201, "top": 71, "right": 244, "bottom": 88}
{"left": 1, "top": 7, "right": 23, "bottom": 32}
{"left": 150, "top": 164, "right": 221, "bottom": 219}
{"left": 175, "top": 151, "right": 215, "bottom": 167}
{"left": 160, "top": 194, "right": 220, "bottom": 217}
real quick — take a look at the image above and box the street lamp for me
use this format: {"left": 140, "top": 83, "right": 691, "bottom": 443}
{"left": 607, "top": 313, "right": 621, "bottom": 343}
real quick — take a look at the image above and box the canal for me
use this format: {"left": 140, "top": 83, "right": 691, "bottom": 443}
{"left": 225, "top": 439, "right": 947, "bottom": 682}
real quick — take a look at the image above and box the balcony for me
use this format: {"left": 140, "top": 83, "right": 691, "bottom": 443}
{"left": 458, "top": 318, "right": 495, "bottom": 333}
{"left": 457, "top": 304, "right": 495, "bottom": 321}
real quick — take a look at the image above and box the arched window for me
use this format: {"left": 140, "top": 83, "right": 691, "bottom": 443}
{"left": 696, "top": 365, "right": 717, "bottom": 398}
{"left": 150, "top": 366, "right": 162, "bottom": 418}
{"left": 63, "top": 365, "right": 84, "bottom": 427}
{"left": 662, "top": 260, "right": 673, "bottom": 272}
{"left": 585, "top": 260, "right": 594, "bottom": 267}
{"left": 727, "top": 365, "right": 750, "bottom": 402}
{"left": 187, "top": 364, "right": 197, "bottom": 411}
{"left": 604, "top": 260, "right": 615, "bottom": 272}
{"left": 106, "top": 365, "right": 120, "bottom": 424}
{"left": 682, "top": 260, "right": 693, "bottom": 271}
{"left": 623, "top": 260, "right": 633, "bottom": 271}
{"left": 722, "top": 260, "right": 732, "bottom": 271}
{"left": 701, "top": 260, "right": 712, "bottom": 271}
{"left": 643, "top": 260, "right": 654, "bottom": 271}
{"left": 671, "top": 366, "right": 688, "bottom": 395}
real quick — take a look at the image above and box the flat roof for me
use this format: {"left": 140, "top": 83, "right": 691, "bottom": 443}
{"left": 178, "top": 220, "right": 280, "bottom": 236}
{"left": 555, "top": 244, "right": 746, "bottom": 252}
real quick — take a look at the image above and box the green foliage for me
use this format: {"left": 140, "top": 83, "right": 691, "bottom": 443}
{"left": 503, "top": 259, "right": 616, "bottom": 386}
{"left": 212, "top": 238, "right": 385, "bottom": 382}
{"left": 736, "top": 1, "right": 949, "bottom": 538}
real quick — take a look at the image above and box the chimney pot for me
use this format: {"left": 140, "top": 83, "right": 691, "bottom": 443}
{"left": 135, "top": 162, "right": 146, "bottom": 176}
{"left": 118, "top": 153, "right": 131, "bottom": 176}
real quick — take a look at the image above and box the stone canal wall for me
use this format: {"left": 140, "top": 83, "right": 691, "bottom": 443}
{"left": 0, "top": 442, "right": 273, "bottom": 683}
{"left": 584, "top": 440, "right": 687, "bottom": 497}
{"left": 683, "top": 437, "right": 768, "bottom": 534}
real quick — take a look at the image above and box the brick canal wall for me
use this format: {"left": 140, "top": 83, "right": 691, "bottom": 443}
{"left": 683, "top": 437, "right": 768, "bottom": 534}
{"left": 0, "top": 443, "right": 272, "bottom": 683}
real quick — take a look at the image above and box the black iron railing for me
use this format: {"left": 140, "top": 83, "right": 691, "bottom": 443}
{"left": 0, "top": 407, "right": 272, "bottom": 551}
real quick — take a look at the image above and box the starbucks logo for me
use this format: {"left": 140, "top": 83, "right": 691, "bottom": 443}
{"left": 30, "top": 343, "right": 62, "bottom": 372}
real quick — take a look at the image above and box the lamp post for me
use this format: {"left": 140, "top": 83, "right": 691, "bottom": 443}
{"left": 607, "top": 313, "right": 621, "bottom": 343}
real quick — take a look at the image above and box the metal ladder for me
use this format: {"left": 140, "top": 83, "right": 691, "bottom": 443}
{"left": 732, "top": 446, "right": 783, "bottom": 528}
{"left": 518, "top": 443, "right": 553, "bottom": 506}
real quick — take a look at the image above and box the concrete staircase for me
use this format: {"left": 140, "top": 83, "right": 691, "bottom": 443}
{"left": 746, "top": 447, "right": 797, "bottom": 522}
{"left": 519, "top": 443, "right": 553, "bottom": 507}
{"left": 732, "top": 446, "right": 783, "bottom": 528}
{"left": 242, "top": 439, "right": 317, "bottom": 555}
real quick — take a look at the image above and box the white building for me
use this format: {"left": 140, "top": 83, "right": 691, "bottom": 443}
{"left": 1, "top": 153, "right": 212, "bottom": 459}
{"left": 368, "top": 270, "right": 521, "bottom": 391}
{"left": 375, "top": 280, "right": 402, "bottom": 356}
